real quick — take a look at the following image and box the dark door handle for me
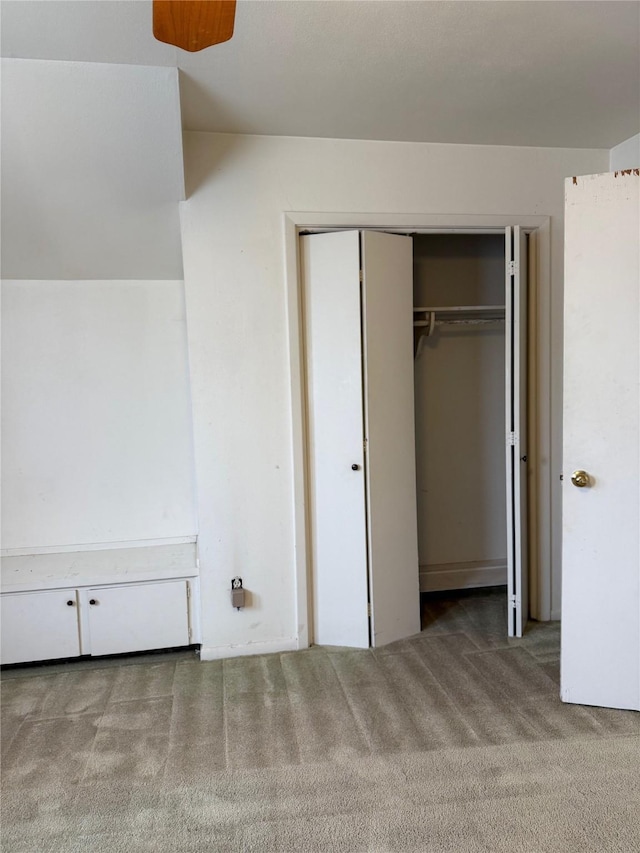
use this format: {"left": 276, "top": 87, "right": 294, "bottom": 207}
{"left": 89, "top": 598, "right": 98, "bottom": 606}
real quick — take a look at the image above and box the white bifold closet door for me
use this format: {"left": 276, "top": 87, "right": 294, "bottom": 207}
{"left": 562, "top": 171, "right": 640, "bottom": 711}
{"left": 302, "top": 230, "right": 420, "bottom": 648}
{"left": 505, "top": 226, "right": 528, "bottom": 637}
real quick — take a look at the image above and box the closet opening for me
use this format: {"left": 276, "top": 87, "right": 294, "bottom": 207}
{"left": 414, "top": 233, "right": 515, "bottom": 636}
{"left": 300, "top": 225, "right": 529, "bottom": 650}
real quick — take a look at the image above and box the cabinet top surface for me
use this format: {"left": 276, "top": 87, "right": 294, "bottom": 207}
{"left": 1, "top": 542, "right": 198, "bottom": 592}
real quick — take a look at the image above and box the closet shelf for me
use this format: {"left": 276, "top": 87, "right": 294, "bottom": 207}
{"left": 413, "top": 305, "right": 505, "bottom": 331}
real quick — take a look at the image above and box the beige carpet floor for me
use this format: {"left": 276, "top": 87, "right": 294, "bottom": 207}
{"left": 2, "top": 588, "right": 639, "bottom": 852}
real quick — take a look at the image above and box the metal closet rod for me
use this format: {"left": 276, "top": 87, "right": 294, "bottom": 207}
{"left": 413, "top": 305, "right": 506, "bottom": 336}
{"left": 413, "top": 305, "right": 506, "bottom": 313}
{"left": 414, "top": 316, "right": 504, "bottom": 358}
{"left": 414, "top": 317, "right": 505, "bottom": 327}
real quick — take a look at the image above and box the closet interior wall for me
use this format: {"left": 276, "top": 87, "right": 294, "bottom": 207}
{"left": 413, "top": 234, "right": 508, "bottom": 592}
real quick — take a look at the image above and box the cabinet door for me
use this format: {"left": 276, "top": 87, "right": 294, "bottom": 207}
{"left": 1, "top": 589, "right": 81, "bottom": 664}
{"left": 84, "top": 580, "right": 190, "bottom": 656}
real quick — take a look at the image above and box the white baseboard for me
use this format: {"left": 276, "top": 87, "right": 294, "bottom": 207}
{"left": 420, "top": 560, "right": 507, "bottom": 592}
{"left": 199, "top": 637, "right": 299, "bottom": 661}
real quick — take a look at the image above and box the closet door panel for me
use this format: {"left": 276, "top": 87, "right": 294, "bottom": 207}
{"left": 361, "top": 231, "right": 420, "bottom": 646}
{"left": 513, "top": 227, "right": 529, "bottom": 635}
{"left": 505, "top": 226, "right": 528, "bottom": 637}
{"left": 302, "top": 231, "right": 370, "bottom": 648}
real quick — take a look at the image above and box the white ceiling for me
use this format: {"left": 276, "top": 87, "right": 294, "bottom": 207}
{"left": 2, "top": 0, "right": 639, "bottom": 149}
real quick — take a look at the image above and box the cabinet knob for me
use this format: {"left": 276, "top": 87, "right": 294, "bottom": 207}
{"left": 66, "top": 599, "right": 75, "bottom": 607}
{"left": 351, "top": 463, "right": 360, "bottom": 471}
{"left": 89, "top": 598, "right": 98, "bottom": 606}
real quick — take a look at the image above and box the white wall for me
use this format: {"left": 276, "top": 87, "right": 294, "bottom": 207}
{"left": 1, "top": 280, "right": 198, "bottom": 552}
{"left": 180, "top": 132, "right": 608, "bottom": 655}
{"left": 1, "top": 58, "right": 196, "bottom": 575}
{"left": 610, "top": 133, "right": 640, "bottom": 170}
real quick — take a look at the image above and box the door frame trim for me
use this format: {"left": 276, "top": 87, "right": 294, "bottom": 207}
{"left": 283, "top": 212, "right": 551, "bottom": 648}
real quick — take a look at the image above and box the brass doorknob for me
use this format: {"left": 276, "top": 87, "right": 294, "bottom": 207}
{"left": 571, "top": 470, "right": 590, "bottom": 488}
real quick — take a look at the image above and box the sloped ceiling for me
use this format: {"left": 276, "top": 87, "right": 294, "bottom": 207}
{"left": 2, "top": 0, "right": 639, "bottom": 149}
{"left": 1, "top": 59, "right": 185, "bottom": 279}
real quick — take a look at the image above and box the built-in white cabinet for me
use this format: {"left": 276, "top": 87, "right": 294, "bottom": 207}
{"left": 0, "top": 589, "right": 82, "bottom": 664}
{"left": 83, "top": 580, "right": 192, "bottom": 657}
{"left": 0, "top": 543, "right": 200, "bottom": 665}
{"left": 1, "top": 578, "right": 197, "bottom": 665}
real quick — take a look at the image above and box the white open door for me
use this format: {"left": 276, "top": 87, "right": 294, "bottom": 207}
{"left": 361, "top": 231, "right": 421, "bottom": 646}
{"left": 301, "top": 230, "right": 419, "bottom": 648}
{"left": 561, "top": 171, "right": 640, "bottom": 711}
{"left": 505, "top": 226, "right": 528, "bottom": 637}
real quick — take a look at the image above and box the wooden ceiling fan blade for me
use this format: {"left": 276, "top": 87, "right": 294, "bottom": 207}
{"left": 153, "top": 0, "right": 236, "bottom": 52}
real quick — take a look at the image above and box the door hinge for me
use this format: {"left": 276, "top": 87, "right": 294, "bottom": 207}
{"left": 509, "top": 594, "right": 520, "bottom": 609}
{"left": 507, "top": 431, "right": 517, "bottom": 446}
{"left": 359, "top": 269, "right": 363, "bottom": 283}
{"left": 367, "top": 602, "right": 372, "bottom": 618}
{"left": 363, "top": 438, "right": 368, "bottom": 454}
{"left": 508, "top": 261, "right": 517, "bottom": 276}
